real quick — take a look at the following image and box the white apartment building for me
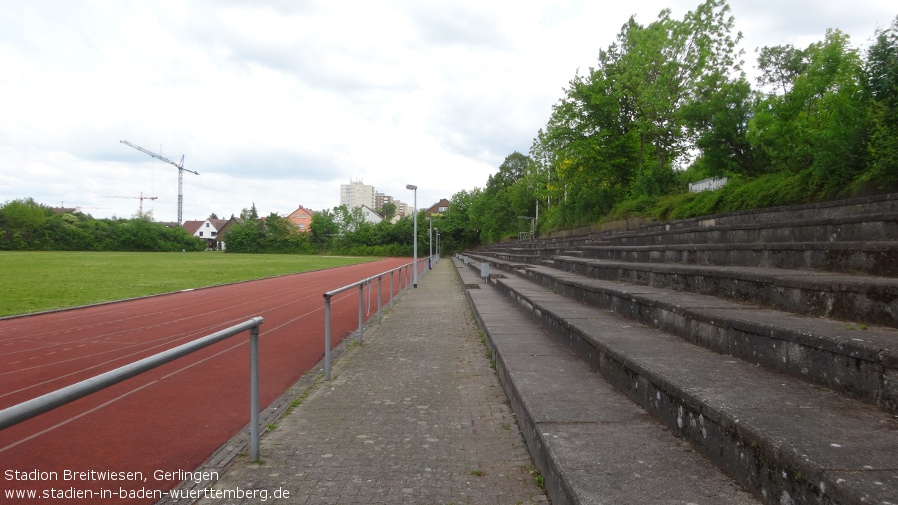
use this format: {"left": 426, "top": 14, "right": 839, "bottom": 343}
{"left": 340, "top": 180, "right": 375, "bottom": 210}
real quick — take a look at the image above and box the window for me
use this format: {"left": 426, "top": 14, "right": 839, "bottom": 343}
{"left": 199, "top": 231, "right": 204, "bottom": 237}
{"left": 205, "top": 223, "right": 210, "bottom": 227}
{"left": 439, "top": 206, "right": 448, "bottom": 212}
{"left": 299, "top": 224, "right": 305, "bottom": 230}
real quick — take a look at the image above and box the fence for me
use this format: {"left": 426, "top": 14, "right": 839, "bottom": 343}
{"left": 322, "top": 255, "right": 434, "bottom": 380}
{"left": 0, "top": 317, "right": 266, "bottom": 461}
{"left": 689, "top": 176, "right": 728, "bottom": 193}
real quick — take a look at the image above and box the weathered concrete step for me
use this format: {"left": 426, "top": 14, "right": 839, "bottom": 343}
{"left": 568, "top": 267, "right": 893, "bottom": 406}
{"left": 547, "top": 254, "right": 898, "bottom": 328}
{"left": 627, "top": 193, "right": 898, "bottom": 234}
{"left": 477, "top": 267, "right": 898, "bottom": 505}
{"left": 606, "top": 214, "right": 898, "bottom": 247}
{"left": 579, "top": 240, "right": 898, "bottom": 277}
{"left": 458, "top": 264, "right": 759, "bottom": 505}
{"left": 470, "top": 254, "right": 898, "bottom": 413}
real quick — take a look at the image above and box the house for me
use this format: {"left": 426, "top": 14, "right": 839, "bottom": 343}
{"left": 215, "top": 216, "right": 243, "bottom": 250}
{"left": 183, "top": 217, "right": 232, "bottom": 250}
{"left": 359, "top": 205, "right": 384, "bottom": 225}
{"left": 286, "top": 205, "right": 315, "bottom": 233}
{"left": 424, "top": 198, "right": 450, "bottom": 217}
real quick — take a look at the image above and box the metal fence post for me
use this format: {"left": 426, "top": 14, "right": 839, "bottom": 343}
{"left": 249, "top": 325, "right": 260, "bottom": 462}
{"left": 324, "top": 295, "right": 332, "bottom": 381}
{"left": 358, "top": 283, "right": 364, "bottom": 344}
{"left": 390, "top": 270, "right": 394, "bottom": 310}
{"left": 377, "top": 276, "right": 383, "bottom": 324}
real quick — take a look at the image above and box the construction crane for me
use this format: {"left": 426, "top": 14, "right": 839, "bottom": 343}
{"left": 104, "top": 191, "right": 159, "bottom": 215}
{"left": 120, "top": 140, "right": 198, "bottom": 224}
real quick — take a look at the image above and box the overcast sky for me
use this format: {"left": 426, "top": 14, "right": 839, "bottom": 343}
{"left": 0, "top": 1, "right": 894, "bottom": 223}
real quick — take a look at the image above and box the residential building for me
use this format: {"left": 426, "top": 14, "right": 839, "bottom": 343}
{"left": 359, "top": 205, "right": 384, "bottom": 225}
{"left": 215, "top": 216, "right": 243, "bottom": 250}
{"left": 374, "top": 192, "right": 393, "bottom": 210}
{"left": 340, "top": 180, "right": 375, "bottom": 210}
{"left": 285, "top": 205, "right": 314, "bottom": 233}
{"left": 183, "top": 218, "right": 231, "bottom": 250}
{"left": 424, "top": 198, "right": 451, "bottom": 217}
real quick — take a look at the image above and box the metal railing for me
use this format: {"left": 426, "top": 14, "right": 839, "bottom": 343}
{"left": 0, "top": 317, "right": 266, "bottom": 461}
{"left": 322, "top": 256, "right": 433, "bottom": 380}
{"left": 689, "top": 176, "right": 728, "bottom": 193}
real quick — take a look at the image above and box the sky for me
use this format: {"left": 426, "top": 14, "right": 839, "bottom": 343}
{"left": 0, "top": 1, "right": 894, "bottom": 223}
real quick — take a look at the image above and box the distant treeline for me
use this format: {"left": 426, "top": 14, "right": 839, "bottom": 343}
{"left": 0, "top": 198, "right": 205, "bottom": 252}
{"left": 222, "top": 204, "right": 432, "bottom": 256}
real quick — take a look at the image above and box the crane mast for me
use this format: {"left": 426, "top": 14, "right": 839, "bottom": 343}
{"left": 120, "top": 140, "right": 198, "bottom": 224}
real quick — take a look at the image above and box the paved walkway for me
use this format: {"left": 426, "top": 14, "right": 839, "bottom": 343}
{"left": 194, "top": 259, "right": 548, "bottom": 505}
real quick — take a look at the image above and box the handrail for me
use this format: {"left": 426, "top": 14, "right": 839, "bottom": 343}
{"left": 322, "top": 257, "right": 432, "bottom": 379}
{"left": 0, "top": 316, "right": 265, "bottom": 461}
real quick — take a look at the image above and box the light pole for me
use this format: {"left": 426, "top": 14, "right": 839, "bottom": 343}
{"left": 435, "top": 228, "right": 439, "bottom": 258}
{"left": 406, "top": 184, "right": 418, "bottom": 288}
{"left": 428, "top": 216, "right": 433, "bottom": 269}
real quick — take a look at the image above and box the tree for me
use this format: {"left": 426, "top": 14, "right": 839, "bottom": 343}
{"left": 534, "top": 0, "right": 744, "bottom": 226}
{"left": 443, "top": 188, "right": 483, "bottom": 253}
{"left": 240, "top": 203, "right": 259, "bottom": 221}
{"left": 380, "top": 201, "right": 397, "bottom": 221}
{"left": 756, "top": 44, "right": 808, "bottom": 95}
{"left": 862, "top": 16, "right": 898, "bottom": 187}
{"left": 310, "top": 209, "right": 339, "bottom": 250}
{"left": 748, "top": 29, "right": 867, "bottom": 190}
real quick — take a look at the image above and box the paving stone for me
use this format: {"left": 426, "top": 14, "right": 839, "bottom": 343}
{"left": 192, "top": 260, "right": 547, "bottom": 505}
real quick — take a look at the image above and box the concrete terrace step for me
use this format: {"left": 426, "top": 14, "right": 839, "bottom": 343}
{"left": 469, "top": 254, "right": 898, "bottom": 414}
{"left": 459, "top": 259, "right": 898, "bottom": 505}
{"left": 604, "top": 213, "right": 898, "bottom": 247}
{"left": 579, "top": 240, "right": 898, "bottom": 277}
{"left": 628, "top": 193, "right": 898, "bottom": 233}
{"left": 547, "top": 254, "right": 898, "bottom": 328}
{"left": 455, "top": 259, "right": 760, "bottom": 505}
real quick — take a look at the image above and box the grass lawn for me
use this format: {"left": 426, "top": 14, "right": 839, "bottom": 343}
{"left": 0, "top": 251, "right": 377, "bottom": 317}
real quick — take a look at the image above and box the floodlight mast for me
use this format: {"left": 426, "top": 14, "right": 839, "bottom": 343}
{"left": 120, "top": 140, "right": 198, "bottom": 224}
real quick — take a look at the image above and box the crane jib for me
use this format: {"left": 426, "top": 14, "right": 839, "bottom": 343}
{"left": 120, "top": 139, "right": 199, "bottom": 223}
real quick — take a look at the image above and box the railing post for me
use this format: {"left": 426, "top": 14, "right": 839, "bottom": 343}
{"left": 324, "top": 295, "right": 332, "bottom": 381}
{"left": 249, "top": 324, "right": 260, "bottom": 462}
{"left": 377, "top": 275, "right": 383, "bottom": 324}
{"left": 358, "top": 283, "right": 364, "bottom": 344}
{"left": 390, "top": 270, "right": 394, "bottom": 310}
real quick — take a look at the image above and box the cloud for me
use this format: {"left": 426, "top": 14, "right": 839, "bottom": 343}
{"left": 1, "top": 0, "right": 894, "bottom": 223}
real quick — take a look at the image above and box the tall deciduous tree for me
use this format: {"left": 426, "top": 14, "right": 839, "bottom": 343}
{"left": 536, "top": 0, "right": 744, "bottom": 226}
{"left": 748, "top": 29, "right": 867, "bottom": 191}
{"left": 863, "top": 16, "right": 898, "bottom": 187}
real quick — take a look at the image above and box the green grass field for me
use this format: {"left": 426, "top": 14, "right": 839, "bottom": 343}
{"left": 0, "top": 251, "right": 377, "bottom": 317}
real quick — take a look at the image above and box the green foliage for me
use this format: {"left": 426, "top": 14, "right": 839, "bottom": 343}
{"left": 605, "top": 171, "right": 823, "bottom": 222}
{"left": 0, "top": 199, "right": 205, "bottom": 252}
{"left": 454, "top": 5, "right": 897, "bottom": 243}
{"left": 748, "top": 29, "right": 868, "bottom": 193}
{"left": 380, "top": 201, "right": 397, "bottom": 221}
{"left": 860, "top": 16, "right": 898, "bottom": 189}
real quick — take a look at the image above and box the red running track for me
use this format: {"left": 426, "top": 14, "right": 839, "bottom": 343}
{"left": 0, "top": 258, "right": 419, "bottom": 504}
